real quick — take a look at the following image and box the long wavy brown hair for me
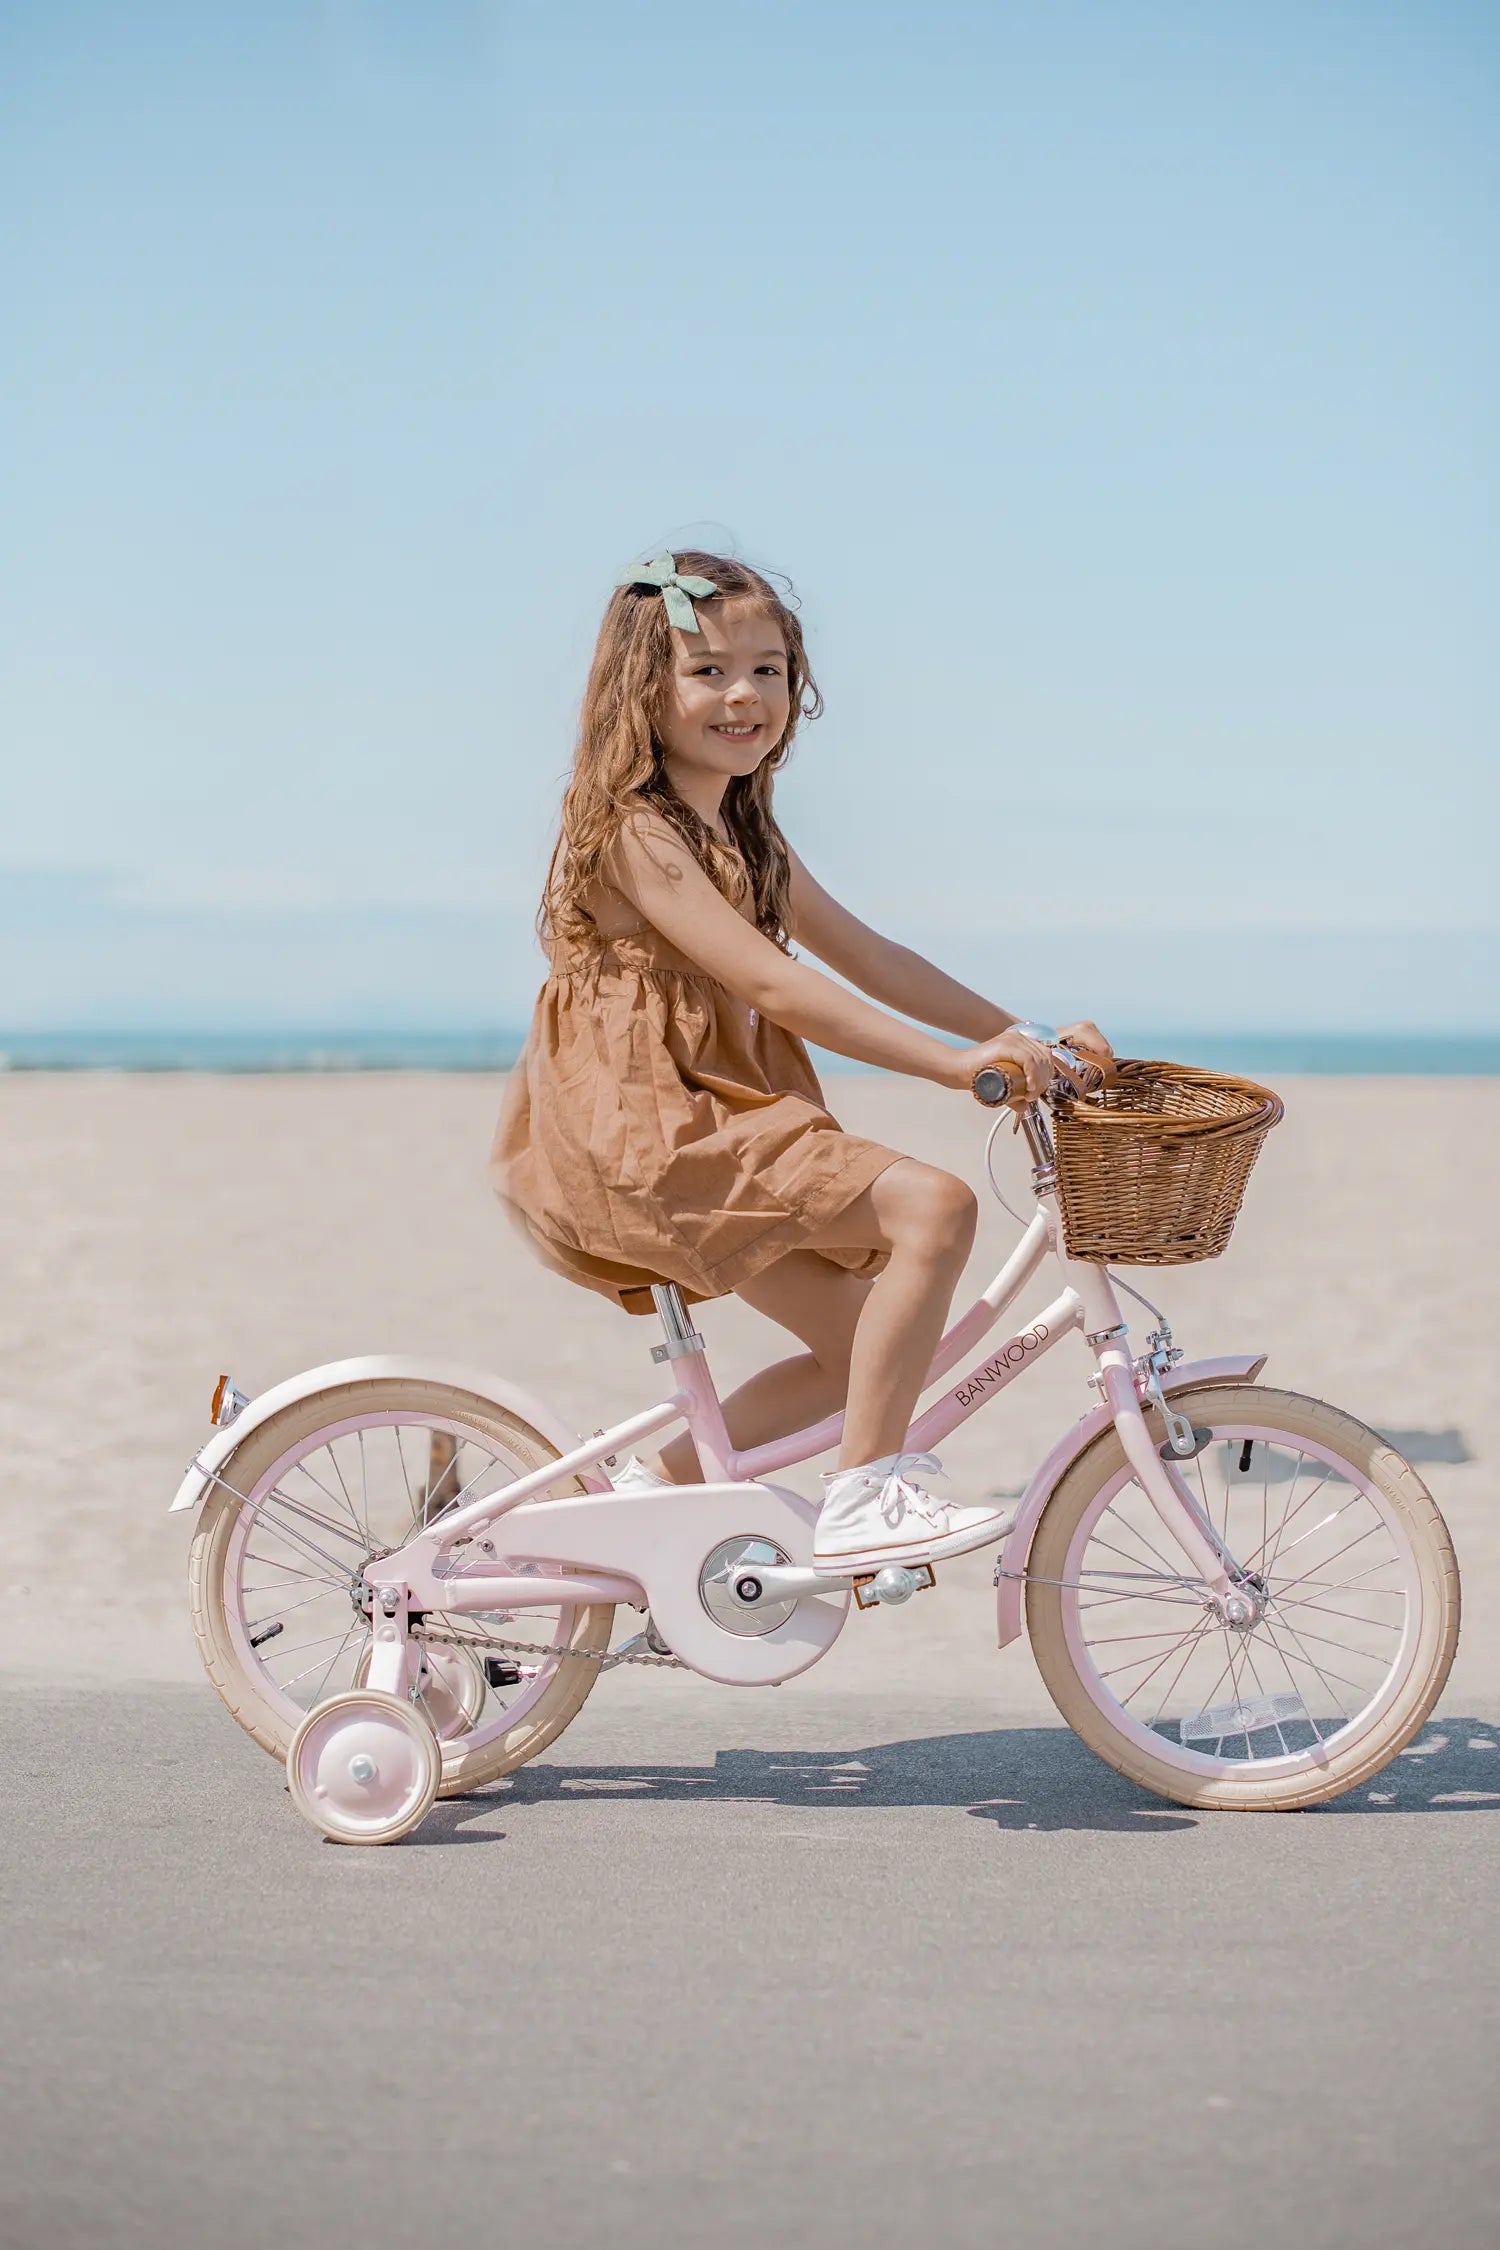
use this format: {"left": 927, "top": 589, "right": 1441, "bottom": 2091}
{"left": 540, "top": 552, "right": 821, "bottom": 959}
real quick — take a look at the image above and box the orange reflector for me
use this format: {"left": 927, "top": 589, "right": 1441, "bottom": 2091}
{"left": 210, "top": 1374, "right": 229, "bottom": 1426}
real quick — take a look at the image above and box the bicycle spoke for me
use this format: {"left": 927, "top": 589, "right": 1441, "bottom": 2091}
{"left": 1276, "top": 1594, "right": 1402, "bottom": 1633}
{"left": 287, "top": 1454, "right": 365, "bottom": 1542}
{"left": 1076, "top": 1585, "right": 1205, "bottom": 1611}
{"left": 1193, "top": 1452, "right": 1225, "bottom": 1552}
{"left": 307, "top": 1624, "right": 361, "bottom": 1705}
{"left": 1148, "top": 1621, "right": 1215, "bottom": 1728}
{"left": 265, "top": 1630, "right": 354, "bottom": 1674}
{"left": 323, "top": 1440, "right": 364, "bottom": 1530}
{"left": 424, "top": 1446, "right": 516, "bottom": 1527}
{"left": 1261, "top": 1617, "right": 1362, "bottom": 1712}
{"left": 1120, "top": 1621, "right": 1214, "bottom": 1710}
{"left": 243, "top": 1582, "right": 342, "bottom": 1632}
{"left": 1273, "top": 1617, "right": 1392, "bottom": 1665}
{"left": 1260, "top": 1448, "right": 1269, "bottom": 1581}
{"left": 355, "top": 1431, "right": 373, "bottom": 1557}
{"left": 1259, "top": 1452, "right": 1302, "bottom": 1579}
{"left": 1257, "top": 1492, "right": 1357, "bottom": 1582}
{"left": 1237, "top": 1639, "right": 1292, "bottom": 1756}
{"left": 393, "top": 1425, "right": 418, "bottom": 1521}
{"left": 250, "top": 1502, "right": 362, "bottom": 1583}
{"left": 1102, "top": 1500, "right": 1185, "bottom": 1583}
{"left": 1096, "top": 1638, "right": 1209, "bottom": 1684}
{"left": 1086, "top": 1528, "right": 1191, "bottom": 1584}
{"left": 1268, "top": 1520, "right": 1386, "bottom": 1603}
{"left": 1275, "top": 1566, "right": 1405, "bottom": 1596}
{"left": 240, "top": 1556, "right": 345, "bottom": 1591}
{"left": 1219, "top": 1628, "right": 1257, "bottom": 1755}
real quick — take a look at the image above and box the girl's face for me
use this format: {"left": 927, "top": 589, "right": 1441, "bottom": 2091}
{"left": 656, "top": 599, "right": 791, "bottom": 792}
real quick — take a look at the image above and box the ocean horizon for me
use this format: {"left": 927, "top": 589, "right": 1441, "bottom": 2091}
{"left": 2, "top": 1029, "right": 1497, "bottom": 1077}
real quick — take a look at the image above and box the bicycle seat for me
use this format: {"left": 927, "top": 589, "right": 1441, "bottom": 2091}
{"left": 618, "top": 1278, "right": 720, "bottom": 1317}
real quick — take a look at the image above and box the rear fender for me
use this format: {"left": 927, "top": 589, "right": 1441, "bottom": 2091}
{"left": 995, "top": 1354, "right": 1267, "bottom": 1646}
{"left": 168, "top": 1356, "right": 599, "bottom": 1513}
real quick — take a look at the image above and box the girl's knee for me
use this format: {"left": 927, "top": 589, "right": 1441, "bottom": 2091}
{"left": 934, "top": 1173, "right": 980, "bottom": 1256}
{"left": 883, "top": 1163, "right": 977, "bottom": 1259}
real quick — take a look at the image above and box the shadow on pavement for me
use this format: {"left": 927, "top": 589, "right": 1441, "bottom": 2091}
{"left": 418, "top": 1717, "right": 1500, "bottom": 1845}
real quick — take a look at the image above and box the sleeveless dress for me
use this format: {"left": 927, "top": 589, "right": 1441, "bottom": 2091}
{"left": 491, "top": 904, "right": 902, "bottom": 1314}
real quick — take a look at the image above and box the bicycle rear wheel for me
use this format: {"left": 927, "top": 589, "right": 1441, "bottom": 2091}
{"left": 188, "top": 1378, "right": 615, "bottom": 1796}
{"left": 1026, "top": 1385, "right": 1459, "bottom": 1810}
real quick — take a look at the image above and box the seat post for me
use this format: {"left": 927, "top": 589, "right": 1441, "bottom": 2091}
{"left": 650, "top": 1283, "right": 705, "bottom": 1360}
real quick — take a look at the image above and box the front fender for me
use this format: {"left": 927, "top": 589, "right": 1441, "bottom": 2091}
{"left": 168, "top": 1355, "right": 594, "bottom": 1512}
{"left": 994, "top": 1354, "right": 1267, "bottom": 1646}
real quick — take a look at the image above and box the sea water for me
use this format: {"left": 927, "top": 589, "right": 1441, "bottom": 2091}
{"left": 1, "top": 1030, "right": 1496, "bottom": 1075}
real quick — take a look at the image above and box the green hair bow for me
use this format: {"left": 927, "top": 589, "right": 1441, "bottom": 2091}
{"left": 618, "top": 551, "right": 720, "bottom": 634}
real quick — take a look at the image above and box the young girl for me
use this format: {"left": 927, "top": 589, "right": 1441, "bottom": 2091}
{"left": 493, "top": 550, "right": 1114, "bottom": 1573}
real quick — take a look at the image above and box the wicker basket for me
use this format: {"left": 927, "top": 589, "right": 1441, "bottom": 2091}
{"left": 1051, "top": 1060, "right": 1284, "bottom": 1266}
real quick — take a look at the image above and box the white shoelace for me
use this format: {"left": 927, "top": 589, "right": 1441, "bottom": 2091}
{"left": 878, "top": 1452, "right": 947, "bottom": 1530}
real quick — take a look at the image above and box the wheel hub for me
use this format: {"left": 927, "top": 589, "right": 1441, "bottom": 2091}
{"left": 351, "top": 1552, "right": 385, "bottom": 1620}
{"left": 1212, "top": 1582, "right": 1266, "bottom": 1632}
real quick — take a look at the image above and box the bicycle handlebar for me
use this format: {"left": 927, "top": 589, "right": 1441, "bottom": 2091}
{"left": 972, "top": 1045, "right": 1107, "bottom": 1107}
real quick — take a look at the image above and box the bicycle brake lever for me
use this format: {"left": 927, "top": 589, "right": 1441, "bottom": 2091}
{"left": 1052, "top": 1042, "right": 1105, "bottom": 1096}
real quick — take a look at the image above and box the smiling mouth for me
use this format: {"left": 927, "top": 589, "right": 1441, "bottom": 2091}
{"left": 712, "top": 723, "right": 761, "bottom": 738}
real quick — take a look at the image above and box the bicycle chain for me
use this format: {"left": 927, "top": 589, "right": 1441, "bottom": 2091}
{"left": 419, "top": 1620, "right": 682, "bottom": 1669}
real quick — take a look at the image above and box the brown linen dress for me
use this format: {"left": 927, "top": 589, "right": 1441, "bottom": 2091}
{"left": 491, "top": 901, "right": 903, "bottom": 1314}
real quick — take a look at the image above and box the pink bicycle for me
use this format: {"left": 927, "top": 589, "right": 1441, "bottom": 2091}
{"left": 173, "top": 1036, "right": 1460, "bottom": 1843}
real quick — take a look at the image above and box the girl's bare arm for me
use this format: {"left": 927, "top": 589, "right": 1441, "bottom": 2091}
{"left": 609, "top": 817, "right": 1045, "bottom": 1090}
{"left": 786, "top": 851, "right": 1014, "bottom": 1041}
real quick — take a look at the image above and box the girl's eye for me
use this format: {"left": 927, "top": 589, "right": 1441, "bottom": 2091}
{"left": 756, "top": 665, "right": 784, "bottom": 677}
{"left": 694, "top": 664, "right": 723, "bottom": 677}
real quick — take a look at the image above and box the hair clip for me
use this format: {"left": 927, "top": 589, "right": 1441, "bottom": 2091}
{"left": 618, "top": 551, "right": 720, "bottom": 634}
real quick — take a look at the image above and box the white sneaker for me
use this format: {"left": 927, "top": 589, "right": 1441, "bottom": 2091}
{"left": 812, "top": 1452, "right": 1015, "bottom": 1574}
{"left": 610, "top": 1455, "right": 671, "bottom": 1492}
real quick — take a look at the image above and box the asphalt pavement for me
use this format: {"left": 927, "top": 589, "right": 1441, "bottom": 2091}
{"left": 2, "top": 1678, "right": 1497, "bottom": 2250}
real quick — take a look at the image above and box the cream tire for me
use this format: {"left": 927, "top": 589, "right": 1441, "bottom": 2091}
{"left": 1026, "top": 1385, "right": 1460, "bottom": 1810}
{"left": 188, "top": 1378, "right": 615, "bottom": 1794}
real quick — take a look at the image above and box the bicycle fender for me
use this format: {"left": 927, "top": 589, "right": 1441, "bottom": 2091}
{"left": 168, "top": 1356, "right": 598, "bottom": 1513}
{"left": 994, "top": 1353, "right": 1267, "bottom": 1647}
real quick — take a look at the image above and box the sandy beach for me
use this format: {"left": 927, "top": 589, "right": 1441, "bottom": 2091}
{"left": 3, "top": 1069, "right": 1496, "bottom": 1701}
{"left": 5, "top": 1069, "right": 1499, "bottom": 2250}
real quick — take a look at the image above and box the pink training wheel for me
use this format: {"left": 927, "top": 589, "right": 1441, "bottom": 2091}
{"left": 286, "top": 1690, "right": 441, "bottom": 1845}
{"left": 352, "top": 1640, "right": 487, "bottom": 1742}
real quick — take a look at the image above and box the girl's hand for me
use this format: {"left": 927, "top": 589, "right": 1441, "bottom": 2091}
{"left": 949, "top": 1027, "right": 1055, "bottom": 1100}
{"left": 1056, "top": 1020, "right": 1115, "bottom": 1072}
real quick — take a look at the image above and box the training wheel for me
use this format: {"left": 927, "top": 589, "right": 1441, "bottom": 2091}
{"left": 286, "top": 1690, "right": 441, "bottom": 1845}
{"left": 353, "top": 1639, "right": 487, "bottom": 1741}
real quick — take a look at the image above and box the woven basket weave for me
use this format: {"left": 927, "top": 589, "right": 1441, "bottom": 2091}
{"left": 1051, "top": 1060, "right": 1284, "bottom": 1267}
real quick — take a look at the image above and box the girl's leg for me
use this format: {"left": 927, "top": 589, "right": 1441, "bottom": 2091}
{"left": 808, "top": 1159, "right": 977, "bottom": 1468}
{"left": 652, "top": 1158, "right": 975, "bottom": 1480}
{"left": 654, "top": 1252, "right": 870, "bottom": 1484}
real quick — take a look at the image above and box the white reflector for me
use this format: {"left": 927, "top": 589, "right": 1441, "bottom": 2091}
{"left": 1179, "top": 1691, "right": 1310, "bottom": 1744}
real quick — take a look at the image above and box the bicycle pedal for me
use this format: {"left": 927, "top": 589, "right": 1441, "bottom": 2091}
{"left": 852, "top": 1563, "right": 936, "bottom": 1610}
{"left": 483, "top": 1657, "right": 523, "bottom": 1688}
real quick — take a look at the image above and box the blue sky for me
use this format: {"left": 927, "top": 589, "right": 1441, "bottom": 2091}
{"left": 2, "top": 1, "right": 1495, "bottom": 1032}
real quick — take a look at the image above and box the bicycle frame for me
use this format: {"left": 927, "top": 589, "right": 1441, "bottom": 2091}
{"left": 359, "top": 1106, "right": 1251, "bottom": 1648}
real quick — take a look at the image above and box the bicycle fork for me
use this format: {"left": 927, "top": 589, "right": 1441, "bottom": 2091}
{"left": 1060, "top": 1236, "right": 1239, "bottom": 1604}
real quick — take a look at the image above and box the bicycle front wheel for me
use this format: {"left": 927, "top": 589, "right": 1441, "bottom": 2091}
{"left": 1026, "top": 1385, "right": 1459, "bottom": 1810}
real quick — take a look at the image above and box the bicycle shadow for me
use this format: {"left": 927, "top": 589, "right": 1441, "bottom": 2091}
{"left": 415, "top": 1717, "right": 1500, "bottom": 1846}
